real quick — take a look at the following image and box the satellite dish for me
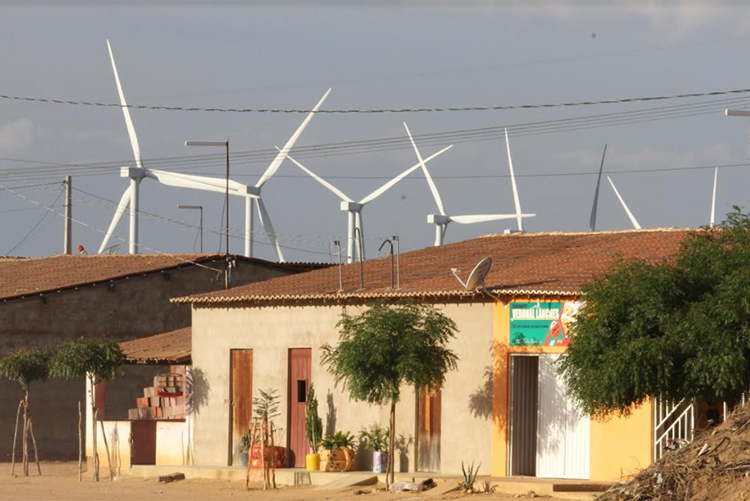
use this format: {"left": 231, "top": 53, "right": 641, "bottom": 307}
{"left": 452, "top": 257, "right": 493, "bottom": 291}
{"left": 466, "top": 257, "right": 492, "bottom": 290}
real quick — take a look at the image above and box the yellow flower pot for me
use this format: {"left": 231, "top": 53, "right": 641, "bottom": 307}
{"left": 306, "top": 453, "right": 321, "bottom": 471}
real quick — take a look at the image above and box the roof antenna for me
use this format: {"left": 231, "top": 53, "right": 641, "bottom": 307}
{"left": 392, "top": 235, "right": 401, "bottom": 290}
{"left": 451, "top": 257, "right": 501, "bottom": 301}
{"left": 378, "top": 238, "right": 395, "bottom": 289}
{"left": 333, "top": 240, "right": 344, "bottom": 292}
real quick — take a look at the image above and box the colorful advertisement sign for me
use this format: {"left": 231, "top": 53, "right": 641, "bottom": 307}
{"left": 509, "top": 301, "right": 582, "bottom": 346}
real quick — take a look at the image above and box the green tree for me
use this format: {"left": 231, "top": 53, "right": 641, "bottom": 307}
{"left": 321, "top": 300, "right": 459, "bottom": 485}
{"left": 0, "top": 347, "right": 52, "bottom": 476}
{"left": 559, "top": 208, "right": 750, "bottom": 418}
{"left": 50, "top": 338, "right": 125, "bottom": 482}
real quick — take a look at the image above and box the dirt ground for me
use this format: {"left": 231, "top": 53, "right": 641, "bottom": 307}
{"left": 0, "top": 462, "right": 568, "bottom": 501}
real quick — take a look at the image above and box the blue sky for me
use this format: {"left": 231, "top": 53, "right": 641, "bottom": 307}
{"left": 2, "top": 1, "right": 750, "bottom": 262}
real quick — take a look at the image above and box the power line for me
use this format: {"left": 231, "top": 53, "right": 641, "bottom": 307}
{"left": 2, "top": 94, "right": 749, "bottom": 182}
{"left": 2, "top": 86, "right": 750, "bottom": 114}
{"left": 5, "top": 184, "right": 64, "bottom": 256}
{"left": 68, "top": 187, "right": 337, "bottom": 256}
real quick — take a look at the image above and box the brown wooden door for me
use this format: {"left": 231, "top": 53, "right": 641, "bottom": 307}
{"left": 417, "top": 387, "right": 441, "bottom": 472}
{"left": 230, "top": 349, "right": 253, "bottom": 466}
{"left": 288, "top": 348, "right": 312, "bottom": 468}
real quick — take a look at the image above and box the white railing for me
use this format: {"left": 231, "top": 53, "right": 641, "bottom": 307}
{"left": 653, "top": 398, "right": 694, "bottom": 461}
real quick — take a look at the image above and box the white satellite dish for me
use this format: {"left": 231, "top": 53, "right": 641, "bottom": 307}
{"left": 452, "top": 257, "right": 492, "bottom": 291}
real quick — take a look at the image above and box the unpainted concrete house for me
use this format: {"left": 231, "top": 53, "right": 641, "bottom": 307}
{"left": 0, "top": 253, "right": 323, "bottom": 458}
{"left": 174, "top": 229, "right": 692, "bottom": 481}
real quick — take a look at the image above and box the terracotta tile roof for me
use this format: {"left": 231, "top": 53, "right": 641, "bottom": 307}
{"left": 0, "top": 253, "right": 325, "bottom": 302}
{"left": 119, "top": 327, "right": 191, "bottom": 364}
{"left": 174, "top": 228, "right": 694, "bottom": 305}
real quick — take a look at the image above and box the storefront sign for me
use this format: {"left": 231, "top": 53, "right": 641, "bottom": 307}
{"left": 509, "top": 301, "right": 582, "bottom": 346}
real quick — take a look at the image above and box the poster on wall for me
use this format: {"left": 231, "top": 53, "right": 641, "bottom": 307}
{"left": 509, "top": 301, "right": 582, "bottom": 346}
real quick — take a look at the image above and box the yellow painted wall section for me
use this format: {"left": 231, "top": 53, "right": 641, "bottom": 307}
{"left": 589, "top": 403, "right": 653, "bottom": 481}
{"left": 491, "top": 300, "right": 653, "bottom": 481}
{"left": 156, "top": 421, "right": 191, "bottom": 466}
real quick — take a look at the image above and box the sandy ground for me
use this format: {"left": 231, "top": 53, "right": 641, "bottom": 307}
{"left": 0, "top": 462, "right": 568, "bottom": 501}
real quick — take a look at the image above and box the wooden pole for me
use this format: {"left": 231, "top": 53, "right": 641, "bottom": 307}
{"left": 98, "top": 413, "right": 114, "bottom": 481}
{"left": 270, "top": 423, "right": 276, "bottom": 489}
{"left": 78, "top": 400, "right": 82, "bottom": 482}
{"left": 22, "top": 396, "right": 28, "bottom": 477}
{"left": 260, "top": 418, "right": 267, "bottom": 489}
{"left": 28, "top": 417, "right": 41, "bottom": 475}
{"left": 11, "top": 400, "right": 22, "bottom": 476}
{"left": 91, "top": 377, "right": 99, "bottom": 482}
{"left": 388, "top": 401, "right": 396, "bottom": 487}
{"left": 245, "top": 420, "right": 257, "bottom": 489}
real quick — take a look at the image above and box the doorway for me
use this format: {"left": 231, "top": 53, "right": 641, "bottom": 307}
{"left": 417, "top": 387, "right": 442, "bottom": 472}
{"left": 508, "top": 354, "right": 590, "bottom": 480}
{"left": 230, "top": 349, "right": 253, "bottom": 466}
{"left": 288, "top": 348, "right": 311, "bottom": 468}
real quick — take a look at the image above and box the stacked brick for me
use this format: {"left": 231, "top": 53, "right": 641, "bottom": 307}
{"left": 128, "top": 367, "right": 186, "bottom": 420}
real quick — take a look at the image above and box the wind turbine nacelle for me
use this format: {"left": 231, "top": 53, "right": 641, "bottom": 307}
{"left": 340, "top": 201, "right": 364, "bottom": 212}
{"left": 120, "top": 166, "right": 147, "bottom": 179}
{"left": 428, "top": 214, "right": 451, "bottom": 225}
{"left": 245, "top": 185, "right": 261, "bottom": 197}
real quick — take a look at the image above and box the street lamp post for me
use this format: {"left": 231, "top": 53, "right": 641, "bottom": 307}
{"left": 185, "top": 140, "right": 230, "bottom": 255}
{"left": 177, "top": 205, "right": 203, "bottom": 253}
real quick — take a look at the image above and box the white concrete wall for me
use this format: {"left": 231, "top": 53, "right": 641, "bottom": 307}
{"left": 191, "top": 301, "right": 493, "bottom": 474}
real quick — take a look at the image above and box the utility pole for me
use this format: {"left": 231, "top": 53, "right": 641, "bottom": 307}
{"left": 64, "top": 176, "right": 72, "bottom": 254}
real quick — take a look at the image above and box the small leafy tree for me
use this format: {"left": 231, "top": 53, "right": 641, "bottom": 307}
{"left": 560, "top": 208, "right": 750, "bottom": 418}
{"left": 0, "top": 347, "right": 52, "bottom": 476}
{"left": 305, "top": 384, "right": 323, "bottom": 454}
{"left": 50, "top": 338, "right": 125, "bottom": 482}
{"left": 322, "top": 300, "right": 459, "bottom": 485}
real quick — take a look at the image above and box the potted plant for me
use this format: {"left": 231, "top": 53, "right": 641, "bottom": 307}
{"left": 359, "top": 424, "right": 390, "bottom": 473}
{"left": 304, "top": 384, "right": 323, "bottom": 471}
{"left": 319, "top": 431, "right": 356, "bottom": 472}
{"left": 239, "top": 429, "right": 252, "bottom": 467}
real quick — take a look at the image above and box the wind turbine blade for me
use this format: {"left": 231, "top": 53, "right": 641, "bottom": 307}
{"left": 607, "top": 176, "right": 641, "bottom": 229}
{"left": 255, "top": 88, "right": 332, "bottom": 189}
{"left": 282, "top": 150, "right": 352, "bottom": 202}
{"left": 255, "top": 197, "right": 285, "bottom": 262}
{"left": 98, "top": 188, "right": 131, "bottom": 253}
{"left": 450, "top": 213, "right": 536, "bottom": 224}
{"left": 107, "top": 40, "right": 144, "bottom": 170}
{"left": 360, "top": 144, "right": 453, "bottom": 205}
{"left": 505, "top": 128, "right": 524, "bottom": 231}
{"left": 404, "top": 122, "right": 446, "bottom": 215}
{"left": 149, "top": 169, "right": 247, "bottom": 196}
{"left": 711, "top": 166, "right": 718, "bottom": 227}
{"left": 590, "top": 144, "right": 607, "bottom": 232}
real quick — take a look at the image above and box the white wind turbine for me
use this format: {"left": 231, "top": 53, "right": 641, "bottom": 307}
{"left": 710, "top": 166, "right": 718, "bottom": 227}
{"left": 403, "top": 123, "right": 535, "bottom": 246}
{"left": 504, "top": 128, "right": 528, "bottom": 232}
{"left": 607, "top": 176, "right": 641, "bottom": 229}
{"left": 99, "top": 40, "right": 330, "bottom": 260}
{"left": 284, "top": 144, "right": 453, "bottom": 263}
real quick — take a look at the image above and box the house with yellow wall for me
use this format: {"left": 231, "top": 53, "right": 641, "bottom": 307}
{"left": 174, "top": 229, "right": 691, "bottom": 481}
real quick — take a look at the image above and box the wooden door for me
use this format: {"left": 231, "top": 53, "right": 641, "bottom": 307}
{"left": 288, "top": 348, "right": 312, "bottom": 468}
{"left": 417, "top": 387, "right": 441, "bottom": 472}
{"left": 230, "top": 349, "right": 253, "bottom": 466}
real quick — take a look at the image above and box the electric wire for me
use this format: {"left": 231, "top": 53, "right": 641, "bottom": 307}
{"left": 1, "top": 94, "right": 748, "bottom": 182}
{"left": 68, "top": 187, "right": 340, "bottom": 256}
{"left": 1, "top": 94, "right": 747, "bottom": 178}
{"left": 5, "top": 183, "right": 65, "bottom": 256}
{"left": 2, "top": 86, "right": 750, "bottom": 114}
